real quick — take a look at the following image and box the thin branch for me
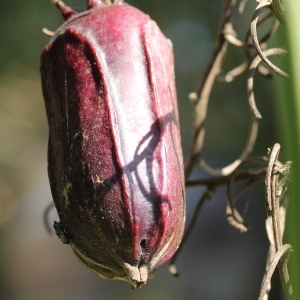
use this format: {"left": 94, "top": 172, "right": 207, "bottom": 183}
{"left": 186, "top": 167, "right": 266, "bottom": 188}
{"left": 224, "top": 17, "right": 279, "bottom": 49}
{"left": 184, "top": 0, "right": 237, "bottom": 179}
{"left": 264, "top": 144, "right": 293, "bottom": 299}
{"left": 218, "top": 61, "right": 249, "bottom": 83}
{"left": 224, "top": 23, "right": 251, "bottom": 48}
{"left": 238, "top": 0, "right": 248, "bottom": 14}
{"left": 247, "top": 48, "right": 288, "bottom": 119}
{"left": 258, "top": 244, "right": 292, "bottom": 300}
{"left": 220, "top": 13, "right": 278, "bottom": 82}
{"left": 244, "top": 11, "right": 275, "bottom": 79}
{"left": 265, "top": 144, "right": 281, "bottom": 239}
{"left": 251, "top": 2, "right": 288, "bottom": 78}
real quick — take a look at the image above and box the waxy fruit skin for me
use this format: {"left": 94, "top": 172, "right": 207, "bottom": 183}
{"left": 41, "top": 1, "right": 185, "bottom": 288}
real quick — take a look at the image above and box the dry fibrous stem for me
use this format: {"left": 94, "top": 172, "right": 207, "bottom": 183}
{"left": 263, "top": 144, "right": 293, "bottom": 299}
{"left": 169, "top": 0, "right": 291, "bottom": 296}
{"left": 182, "top": 0, "right": 274, "bottom": 275}
{"left": 223, "top": 22, "right": 251, "bottom": 49}
{"left": 185, "top": 0, "right": 282, "bottom": 176}
{"left": 224, "top": 16, "right": 279, "bottom": 50}
{"left": 238, "top": 0, "right": 248, "bottom": 14}
{"left": 251, "top": 2, "right": 288, "bottom": 78}
{"left": 265, "top": 144, "right": 281, "bottom": 227}
{"left": 247, "top": 48, "right": 288, "bottom": 119}
{"left": 184, "top": 0, "right": 283, "bottom": 179}
{"left": 220, "top": 10, "right": 278, "bottom": 82}
{"left": 218, "top": 61, "right": 249, "bottom": 83}
{"left": 186, "top": 167, "right": 266, "bottom": 188}
{"left": 244, "top": 11, "right": 276, "bottom": 79}
{"left": 184, "top": 0, "right": 237, "bottom": 179}
{"left": 258, "top": 244, "right": 292, "bottom": 300}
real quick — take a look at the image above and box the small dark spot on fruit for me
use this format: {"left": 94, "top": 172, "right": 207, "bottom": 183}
{"left": 140, "top": 239, "right": 147, "bottom": 249}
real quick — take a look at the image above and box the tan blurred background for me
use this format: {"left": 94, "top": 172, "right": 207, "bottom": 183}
{"left": 0, "top": 0, "right": 283, "bottom": 299}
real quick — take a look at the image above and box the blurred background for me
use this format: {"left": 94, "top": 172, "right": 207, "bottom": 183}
{"left": 0, "top": 0, "right": 287, "bottom": 299}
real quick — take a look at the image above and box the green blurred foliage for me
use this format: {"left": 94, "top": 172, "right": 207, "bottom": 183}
{"left": 276, "top": 0, "right": 300, "bottom": 298}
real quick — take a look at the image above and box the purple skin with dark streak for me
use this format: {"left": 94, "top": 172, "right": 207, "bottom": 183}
{"left": 41, "top": 1, "right": 185, "bottom": 288}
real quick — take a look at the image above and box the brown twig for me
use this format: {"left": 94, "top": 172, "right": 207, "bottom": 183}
{"left": 251, "top": 2, "right": 288, "bottom": 78}
{"left": 247, "top": 48, "right": 288, "bottom": 119}
{"left": 184, "top": 0, "right": 237, "bottom": 179}
{"left": 224, "top": 16, "right": 279, "bottom": 50}
{"left": 244, "top": 11, "right": 276, "bottom": 79}
{"left": 262, "top": 144, "right": 293, "bottom": 299}
{"left": 238, "top": 0, "right": 248, "bottom": 14}
{"left": 218, "top": 61, "right": 249, "bottom": 83}
{"left": 186, "top": 167, "right": 266, "bottom": 188}
{"left": 220, "top": 11, "right": 279, "bottom": 82}
{"left": 179, "top": 0, "right": 292, "bottom": 297}
{"left": 258, "top": 244, "right": 292, "bottom": 300}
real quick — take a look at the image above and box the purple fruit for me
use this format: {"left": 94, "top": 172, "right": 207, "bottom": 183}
{"left": 41, "top": 0, "right": 185, "bottom": 288}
